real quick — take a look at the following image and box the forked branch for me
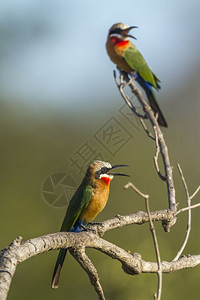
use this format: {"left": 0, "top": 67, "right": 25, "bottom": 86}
{"left": 114, "top": 70, "right": 177, "bottom": 232}
{"left": 1, "top": 219, "right": 200, "bottom": 300}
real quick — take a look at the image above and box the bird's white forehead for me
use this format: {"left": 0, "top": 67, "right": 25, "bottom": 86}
{"left": 117, "top": 23, "right": 129, "bottom": 30}
{"left": 109, "top": 22, "right": 129, "bottom": 32}
{"left": 93, "top": 160, "right": 112, "bottom": 170}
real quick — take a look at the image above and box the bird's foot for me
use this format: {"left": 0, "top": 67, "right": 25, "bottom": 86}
{"left": 121, "top": 71, "right": 136, "bottom": 87}
{"left": 80, "top": 224, "right": 87, "bottom": 231}
{"left": 116, "top": 68, "right": 130, "bottom": 85}
{"left": 123, "top": 77, "right": 134, "bottom": 87}
{"left": 88, "top": 222, "right": 102, "bottom": 226}
{"left": 81, "top": 225, "right": 97, "bottom": 234}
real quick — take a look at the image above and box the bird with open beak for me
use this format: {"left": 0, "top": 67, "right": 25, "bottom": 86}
{"left": 51, "top": 160, "right": 129, "bottom": 289}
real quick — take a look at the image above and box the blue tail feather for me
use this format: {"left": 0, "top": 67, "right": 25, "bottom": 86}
{"left": 135, "top": 74, "right": 167, "bottom": 127}
{"left": 70, "top": 220, "right": 86, "bottom": 232}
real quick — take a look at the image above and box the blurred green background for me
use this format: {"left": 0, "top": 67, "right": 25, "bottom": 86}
{"left": 1, "top": 0, "right": 200, "bottom": 299}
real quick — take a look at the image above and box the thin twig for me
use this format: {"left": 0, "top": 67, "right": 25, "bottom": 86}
{"left": 114, "top": 71, "right": 146, "bottom": 119}
{"left": 173, "top": 164, "right": 191, "bottom": 261}
{"left": 153, "top": 126, "right": 166, "bottom": 181}
{"left": 145, "top": 197, "right": 162, "bottom": 300}
{"left": 124, "top": 182, "right": 162, "bottom": 300}
{"left": 175, "top": 203, "right": 200, "bottom": 215}
{"left": 190, "top": 185, "right": 200, "bottom": 200}
{"left": 124, "top": 182, "right": 148, "bottom": 198}
{"left": 114, "top": 70, "right": 155, "bottom": 140}
{"left": 138, "top": 117, "right": 155, "bottom": 140}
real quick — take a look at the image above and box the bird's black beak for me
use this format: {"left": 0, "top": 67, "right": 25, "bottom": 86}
{"left": 121, "top": 26, "right": 138, "bottom": 40}
{"left": 128, "top": 26, "right": 138, "bottom": 30}
{"left": 108, "top": 164, "right": 130, "bottom": 177}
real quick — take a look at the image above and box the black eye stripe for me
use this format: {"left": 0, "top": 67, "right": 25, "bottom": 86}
{"left": 101, "top": 167, "right": 108, "bottom": 173}
{"left": 109, "top": 28, "right": 122, "bottom": 35}
{"left": 95, "top": 167, "right": 109, "bottom": 179}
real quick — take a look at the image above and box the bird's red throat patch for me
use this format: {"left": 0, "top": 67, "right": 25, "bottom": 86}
{"left": 101, "top": 176, "right": 111, "bottom": 185}
{"left": 111, "top": 36, "right": 129, "bottom": 47}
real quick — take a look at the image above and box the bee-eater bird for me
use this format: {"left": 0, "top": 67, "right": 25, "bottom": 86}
{"left": 51, "top": 160, "right": 129, "bottom": 289}
{"left": 106, "top": 22, "right": 167, "bottom": 127}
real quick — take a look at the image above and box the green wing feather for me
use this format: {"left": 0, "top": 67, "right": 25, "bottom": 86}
{"left": 124, "top": 43, "right": 167, "bottom": 127}
{"left": 60, "top": 185, "right": 93, "bottom": 231}
{"left": 51, "top": 185, "right": 93, "bottom": 288}
{"left": 124, "top": 43, "right": 157, "bottom": 88}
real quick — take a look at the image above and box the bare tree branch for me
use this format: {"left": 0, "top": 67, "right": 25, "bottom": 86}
{"left": 92, "top": 209, "right": 175, "bottom": 236}
{"left": 0, "top": 236, "right": 23, "bottom": 300}
{"left": 1, "top": 226, "right": 200, "bottom": 300}
{"left": 145, "top": 196, "right": 162, "bottom": 300}
{"left": 114, "top": 70, "right": 177, "bottom": 231}
{"left": 153, "top": 126, "right": 166, "bottom": 181}
{"left": 69, "top": 247, "right": 105, "bottom": 300}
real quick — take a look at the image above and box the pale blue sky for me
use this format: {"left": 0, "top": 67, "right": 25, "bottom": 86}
{"left": 0, "top": 0, "right": 199, "bottom": 109}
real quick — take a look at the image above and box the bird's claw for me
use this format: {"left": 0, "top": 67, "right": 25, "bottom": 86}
{"left": 80, "top": 225, "right": 87, "bottom": 231}
{"left": 82, "top": 227, "right": 97, "bottom": 234}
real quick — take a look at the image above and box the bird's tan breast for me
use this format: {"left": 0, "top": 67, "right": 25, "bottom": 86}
{"left": 80, "top": 182, "right": 110, "bottom": 223}
{"left": 106, "top": 38, "right": 132, "bottom": 72}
